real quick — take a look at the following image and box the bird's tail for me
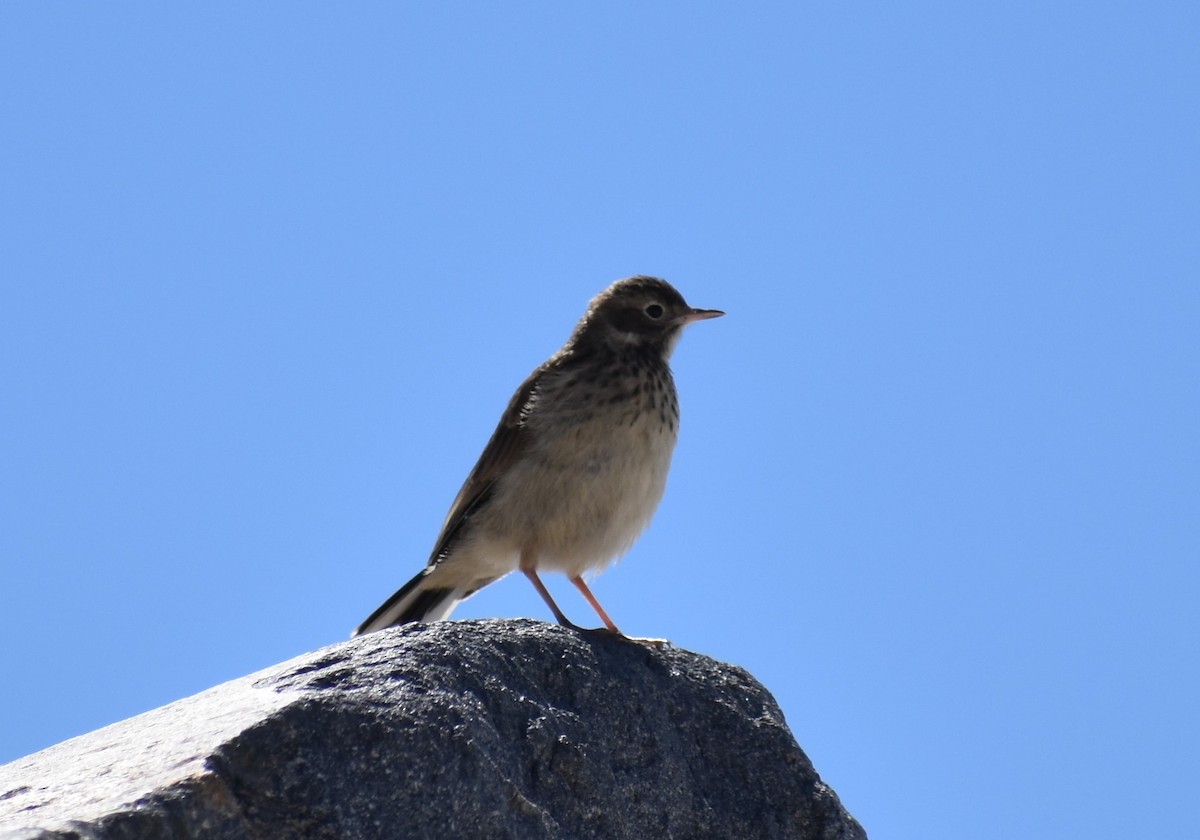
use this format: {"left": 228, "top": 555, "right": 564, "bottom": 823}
{"left": 353, "top": 569, "right": 462, "bottom": 636}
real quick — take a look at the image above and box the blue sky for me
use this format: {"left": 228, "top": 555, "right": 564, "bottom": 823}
{"left": 2, "top": 4, "right": 1197, "bottom": 838}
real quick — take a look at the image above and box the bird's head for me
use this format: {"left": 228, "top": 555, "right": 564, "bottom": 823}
{"left": 572, "top": 275, "right": 723, "bottom": 359}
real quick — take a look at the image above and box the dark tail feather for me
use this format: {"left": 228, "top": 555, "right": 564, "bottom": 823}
{"left": 353, "top": 569, "right": 461, "bottom": 636}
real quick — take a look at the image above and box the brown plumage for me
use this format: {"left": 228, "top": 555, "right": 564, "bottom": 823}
{"left": 355, "top": 276, "right": 722, "bottom": 639}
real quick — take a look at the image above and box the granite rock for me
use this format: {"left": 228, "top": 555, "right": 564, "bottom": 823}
{"left": 0, "top": 619, "right": 865, "bottom": 840}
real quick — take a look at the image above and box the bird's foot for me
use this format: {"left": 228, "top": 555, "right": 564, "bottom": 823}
{"left": 619, "top": 634, "right": 672, "bottom": 649}
{"left": 574, "top": 625, "right": 671, "bottom": 648}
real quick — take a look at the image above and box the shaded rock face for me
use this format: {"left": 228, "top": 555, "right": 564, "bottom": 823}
{"left": 0, "top": 620, "right": 866, "bottom": 840}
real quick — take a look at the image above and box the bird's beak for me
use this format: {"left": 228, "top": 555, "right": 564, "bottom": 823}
{"left": 680, "top": 307, "right": 725, "bottom": 325}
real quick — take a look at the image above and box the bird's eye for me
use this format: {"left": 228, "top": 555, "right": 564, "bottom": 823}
{"left": 644, "top": 303, "right": 664, "bottom": 320}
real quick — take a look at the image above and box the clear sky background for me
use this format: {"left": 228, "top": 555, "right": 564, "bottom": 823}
{"left": 2, "top": 4, "right": 1197, "bottom": 839}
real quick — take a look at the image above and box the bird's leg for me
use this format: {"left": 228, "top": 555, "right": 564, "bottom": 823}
{"left": 569, "top": 575, "right": 670, "bottom": 648}
{"left": 568, "top": 575, "right": 621, "bottom": 633}
{"left": 521, "top": 568, "right": 583, "bottom": 631}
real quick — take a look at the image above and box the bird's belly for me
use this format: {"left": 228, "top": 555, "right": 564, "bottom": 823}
{"left": 483, "top": 413, "right": 676, "bottom": 577}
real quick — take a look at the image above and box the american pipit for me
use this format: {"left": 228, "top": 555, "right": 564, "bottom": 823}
{"left": 355, "top": 276, "right": 722, "bottom": 640}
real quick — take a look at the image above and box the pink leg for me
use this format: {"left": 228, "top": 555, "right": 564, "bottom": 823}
{"left": 522, "top": 569, "right": 581, "bottom": 629}
{"left": 570, "top": 576, "right": 622, "bottom": 634}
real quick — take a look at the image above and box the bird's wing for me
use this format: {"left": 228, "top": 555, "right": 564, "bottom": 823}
{"left": 424, "top": 362, "right": 548, "bottom": 566}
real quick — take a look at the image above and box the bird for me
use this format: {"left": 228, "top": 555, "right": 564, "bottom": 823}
{"left": 354, "top": 275, "right": 722, "bottom": 640}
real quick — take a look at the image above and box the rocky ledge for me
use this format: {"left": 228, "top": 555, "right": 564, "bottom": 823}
{"left": 0, "top": 619, "right": 865, "bottom": 840}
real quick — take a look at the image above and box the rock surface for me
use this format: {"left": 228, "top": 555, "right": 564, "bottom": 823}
{"left": 0, "top": 619, "right": 865, "bottom": 840}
